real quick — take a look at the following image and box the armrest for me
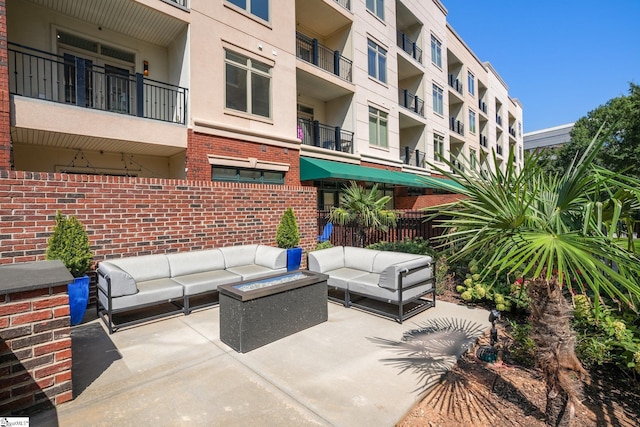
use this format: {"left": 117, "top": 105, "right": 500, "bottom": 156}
{"left": 379, "top": 257, "right": 433, "bottom": 290}
{"left": 97, "top": 262, "right": 138, "bottom": 297}
{"left": 255, "top": 245, "right": 287, "bottom": 269}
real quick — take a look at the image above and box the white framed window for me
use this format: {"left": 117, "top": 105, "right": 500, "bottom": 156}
{"left": 469, "top": 109, "right": 476, "bottom": 134}
{"left": 368, "top": 106, "right": 388, "bottom": 148}
{"left": 226, "top": 0, "right": 269, "bottom": 21}
{"left": 225, "top": 50, "right": 272, "bottom": 118}
{"left": 433, "top": 133, "right": 444, "bottom": 160}
{"left": 367, "top": 40, "right": 387, "bottom": 83}
{"left": 430, "top": 35, "right": 442, "bottom": 68}
{"left": 432, "top": 84, "right": 443, "bottom": 115}
{"left": 468, "top": 71, "right": 475, "bottom": 96}
{"left": 366, "top": 0, "right": 384, "bottom": 20}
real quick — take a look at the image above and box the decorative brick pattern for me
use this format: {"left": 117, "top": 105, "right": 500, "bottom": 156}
{"left": 0, "top": 286, "right": 72, "bottom": 415}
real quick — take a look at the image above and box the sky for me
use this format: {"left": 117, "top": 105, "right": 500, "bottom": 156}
{"left": 442, "top": 0, "right": 640, "bottom": 133}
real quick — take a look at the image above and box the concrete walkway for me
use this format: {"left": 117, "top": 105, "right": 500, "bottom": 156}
{"left": 32, "top": 301, "right": 490, "bottom": 427}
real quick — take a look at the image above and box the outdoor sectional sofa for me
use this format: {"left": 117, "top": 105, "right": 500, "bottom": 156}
{"left": 308, "top": 245, "right": 435, "bottom": 323}
{"left": 97, "top": 244, "right": 287, "bottom": 333}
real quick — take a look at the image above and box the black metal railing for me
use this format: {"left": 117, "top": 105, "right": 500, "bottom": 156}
{"left": 317, "top": 210, "right": 443, "bottom": 247}
{"left": 398, "top": 89, "right": 424, "bottom": 116}
{"left": 396, "top": 31, "right": 422, "bottom": 64}
{"left": 479, "top": 134, "right": 488, "bottom": 148}
{"left": 496, "top": 114, "right": 503, "bottom": 127}
{"left": 450, "top": 117, "right": 464, "bottom": 135}
{"left": 334, "top": 0, "right": 351, "bottom": 11}
{"left": 296, "top": 33, "right": 352, "bottom": 82}
{"left": 509, "top": 126, "right": 516, "bottom": 137}
{"left": 402, "top": 147, "right": 426, "bottom": 168}
{"left": 450, "top": 156, "right": 464, "bottom": 174}
{"left": 448, "top": 74, "right": 463, "bottom": 94}
{"left": 496, "top": 144, "right": 503, "bottom": 156}
{"left": 478, "top": 99, "right": 487, "bottom": 114}
{"left": 8, "top": 43, "right": 187, "bottom": 124}
{"left": 298, "top": 117, "right": 354, "bottom": 154}
{"left": 166, "top": 0, "right": 188, "bottom": 8}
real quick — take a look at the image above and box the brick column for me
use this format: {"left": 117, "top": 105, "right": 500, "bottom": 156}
{"left": 0, "top": 0, "right": 11, "bottom": 171}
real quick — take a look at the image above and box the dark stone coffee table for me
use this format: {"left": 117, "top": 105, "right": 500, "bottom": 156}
{"left": 218, "top": 270, "right": 328, "bottom": 353}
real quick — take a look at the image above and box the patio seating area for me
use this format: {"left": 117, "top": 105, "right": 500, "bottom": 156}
{"left": 32, "top": 301, "right": 490, "bottom": 426}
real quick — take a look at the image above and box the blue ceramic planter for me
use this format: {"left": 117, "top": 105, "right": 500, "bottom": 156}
{"left": 286, "top": 247, "right": 303, "bottom": 271}
{"left": 68, "top": 275, "right": 89, "bottom": 326}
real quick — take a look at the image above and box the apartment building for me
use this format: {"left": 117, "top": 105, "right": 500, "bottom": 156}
{"left": 1, "top": 0, "right": 523, "bottom": 210}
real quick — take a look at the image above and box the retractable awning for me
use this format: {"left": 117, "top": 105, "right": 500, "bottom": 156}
{"left": 299, "top": 157, "right": 462, "bottom": 190}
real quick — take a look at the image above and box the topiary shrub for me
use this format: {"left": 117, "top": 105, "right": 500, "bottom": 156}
{"left": 46, "top": 211, "right": 93, "bottom": 277}
{"left": 276, "top": 207, "right": 300, "bottom": 249}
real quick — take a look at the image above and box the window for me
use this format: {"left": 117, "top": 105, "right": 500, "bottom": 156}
{"left": 433, "top": 133, "right": 444, "bottom": 160}
{"left": 226, "top": 0, "right": 269, "bottom": 21}
{"left": 368, "top": 107, "right": 388, "bottom": 148}
{"left": 367, "top": 40, "right": 387, "bottom": 83}
{"left": 225, "top": 50, "right": 271, "bottom": 118}
{"left": 366, "top": 0, "right": 384, "bottom": 20}
{"left": 469, "top": 109, "right": 476, "bottom": 134}
{"left": 432, "top": 84, "right": 443, "bottom": 115}
{"left": 470, "top": 149, "right": 477, "bottom": 169}
{"left": 430, "top": 35, "right": 442, "bottom": 68}
{"left": 212, "top": 166, "right": 284, "bottom": 184}
{"left": 468, "top": 71, "right": 475, "bottom": 96}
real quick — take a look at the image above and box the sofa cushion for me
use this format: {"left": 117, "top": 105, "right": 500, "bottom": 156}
{"left": 97, "top": 261, "right": 138, "bottom": 297}
{"left": 166, "top": 249, "right": 225, "bottom": 277}
{"left": 378, "top": 256, "right": 433, "bottom": 290}
{"left": 173, "top": 270, "right": 242, "bottom": 296}
{"left": 105, "top": 254, "right": 171, "bottom": 283}
{"left": 226, "top": 265, "right": 287, "bottom": 281}
{"left": 254, "top": 245, "right": 287, "bottom": 269}
{"left": 220, "top": 245, "right": 258, "bottom": 268}
{"left": 322, "top": 267, "right": 369, "bottom": 290}
{"left": 344, "top": 247, "right": 378, "bottom": 272}
{"left": 308, "top": 246, "right": 345, "bottom": 273}
{"left": 98, "top": 277, "right": 183, "bottom": 311}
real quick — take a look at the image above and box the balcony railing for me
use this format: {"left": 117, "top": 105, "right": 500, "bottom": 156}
{"left": 9, "top": 43, "right": 187, "bottom": 124}
{"left": 478, "top": 99, "right": 487, "bottom": 114}
{"left": 450, "top": 117, "right": 464, "bottom": 136}
{"left": 334, "top": 0, "right": 351, "bottom": 11}
{"left": 398, "top": 89, "right": 424, "bottom": 117}
{"left": 509, "top": 126, "right": 516, "bottom": 138}
{"left": 479, "top": 134, "right": 488, "bottom": 148}
{"left": 448, "top": 74, "right": 463, "bottom": 94}
{"left": 496, "top": 144, "right": 503, "bottom": 156}
{"left": 298, "top": 118, "right": 354, "bottom": 154}
{"left": 402, "top": 147, "right": 426, "bottom": 168}
{"left": 496, "top": 114, "right": 503, "bottom": 127}
{"left": 296, "top": 33, "right": 352, "bottom": 82}
{"left": 450, "top": 156, "right": 464, "bottom": 174}
{"left": 396, "top": 31, "right": 422, "bottom": 64}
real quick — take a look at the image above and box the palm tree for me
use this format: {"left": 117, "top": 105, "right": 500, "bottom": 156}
{"left": 425, "top": 132, "right": 640, "bottom": 426}
{"left": 329, "top": 181, "right": 398, "bottom": 247}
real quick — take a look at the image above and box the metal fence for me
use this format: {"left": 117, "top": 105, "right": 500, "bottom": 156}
{"left": 317, "top": 210, "right": 444, "bottom": 247}
{"left": 296, "top": 33, "right": 352, "bottom": 82}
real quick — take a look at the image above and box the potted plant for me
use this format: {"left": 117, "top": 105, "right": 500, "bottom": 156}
{"left": 276, "top": 207, "right": 302, "bottom": 271}
{"left": 46, "top": 211, "right": 93, "bottom": 326}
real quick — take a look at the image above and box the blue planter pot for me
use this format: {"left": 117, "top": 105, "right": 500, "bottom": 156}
{"left": 68, "top": 275, "right": 90, "bottom": 326}
{"left": 286, "top": 247, "right": 303, "bottom": 271}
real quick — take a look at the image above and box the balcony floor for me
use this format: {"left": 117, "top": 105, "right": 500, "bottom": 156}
{"left": 32, "top": 301, "right": 489, "bottom": 426}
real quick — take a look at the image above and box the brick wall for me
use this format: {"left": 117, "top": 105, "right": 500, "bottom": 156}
{"left": 0, "top": 171, "right": 318, "bottom": 267}
{"left": 0, "top": 0, "right": 11, "bottom": 170}
{"left": 0, "top": 285, "right": 72, "bottom": 415}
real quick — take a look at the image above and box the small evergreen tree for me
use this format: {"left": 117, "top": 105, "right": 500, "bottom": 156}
{"left": 276, "top": 207, "right": 300, "bottom": 249}
{"left": 46, "top": 211, "right": 93, "bottom": 277}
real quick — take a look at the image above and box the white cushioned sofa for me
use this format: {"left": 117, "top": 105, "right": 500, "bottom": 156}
{"left": 97, "top": 244, "right": 287, "bottom": 333}
{"left": 308, "top": 246, "right": 435, "bottom": 323}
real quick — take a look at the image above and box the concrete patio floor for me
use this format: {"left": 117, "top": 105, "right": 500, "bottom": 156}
{"left": 32, "top": 300, "right": 490, "bottom": 427}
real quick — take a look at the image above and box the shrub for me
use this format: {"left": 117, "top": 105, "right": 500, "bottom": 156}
{"left": 434, "top": 255, "right": 455, "bottom": 295}
{"left": 313, "top": 240, "right": 334, "bottom": 251}
{"left": 46, "top": 211, "right": 93, "bottom": 277}
{"left": 366, "top": 237, "right": 435, "bottom": 257}
{"left": 276, "top": 207, "right": 300, "bottom": 249}
{"left": 506, "top": 319, "right": 536, "bottom": 367}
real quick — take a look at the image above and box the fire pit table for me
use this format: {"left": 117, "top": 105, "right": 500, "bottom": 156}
{"left": 218, "top": 270, "right": 328, "bottom": 353}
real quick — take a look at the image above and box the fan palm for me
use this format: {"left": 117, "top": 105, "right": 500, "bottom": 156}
{"left": 425, "top": 131, "right": 640, "bottom": 426}
{"left": 329, "top": 181, "right": 398, "bottom": 247}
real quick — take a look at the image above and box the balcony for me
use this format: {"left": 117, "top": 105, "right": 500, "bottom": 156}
{"left": 496, "top": 115, "right": 503, "bottom": 127}
{"left": 402, "top": 147, "right": 426, "bottom": 168}
{"left": 496, "top": 144, "right": 503, "bottom": 156}
{"left": 479, "top": 134, "right": 488, "bottom": 148}
{"left": 450, "top": 117, "right": 464, "bottom": 136}
{"left": 334, "top": 0, "right": 351, "bottom": 10}
{"left": 398, "top": 89, "right": 424, "bottom": 117}
{"left": 396, "top": 31, "right": 422, "bottom": 64}
{"left": 166, "top": 0, "right": 189, "bottom": 8}
{"left": 298, "top": 118, "right": 354, "bottom": 154}
{"left": 509, "top": 126, "right": 517, "bottom": 138}
{"left": 296, "top": 33, "right": 352, "bottom": 82}
{"left": 450, "top": 156, "right": 465, "bottom": 174}
{"left": 478, "top": 99, "right": 487, "bottom": 114}
{"left": 9, "top": 43, "right": 187, "bottom": 124}
{"left": 448, "top": 74, "right": 463, "bottom": 95}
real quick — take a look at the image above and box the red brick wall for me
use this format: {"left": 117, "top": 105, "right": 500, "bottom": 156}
{"left": 186, "top": 130, "right": 301, "bottom": 186}
{"left": 0, "top": 171, "right": 317, "bottom": 267}
{"left": 0, "top": 285, "right": 72, "bottom": 415}
{"left": 0, "top": 0, "right": 11, "bottom": 170}
{"left": 395, "top": 192, "right": 466, "bottom": 210}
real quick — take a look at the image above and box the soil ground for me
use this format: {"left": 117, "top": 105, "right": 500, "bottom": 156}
{"left": 397, "top": 292, "right": 640, "bottom": 427}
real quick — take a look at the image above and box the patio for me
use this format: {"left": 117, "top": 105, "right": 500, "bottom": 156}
{"left": 32, "top": 301, "right": 490, "bottom": 426}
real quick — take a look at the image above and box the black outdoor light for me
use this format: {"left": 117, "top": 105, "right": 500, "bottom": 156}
{"left": 477, "top": 308, "right": 501, "bottom": 363}
{"left": 489, "top": 309, "right": 500, "bottom": 347}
